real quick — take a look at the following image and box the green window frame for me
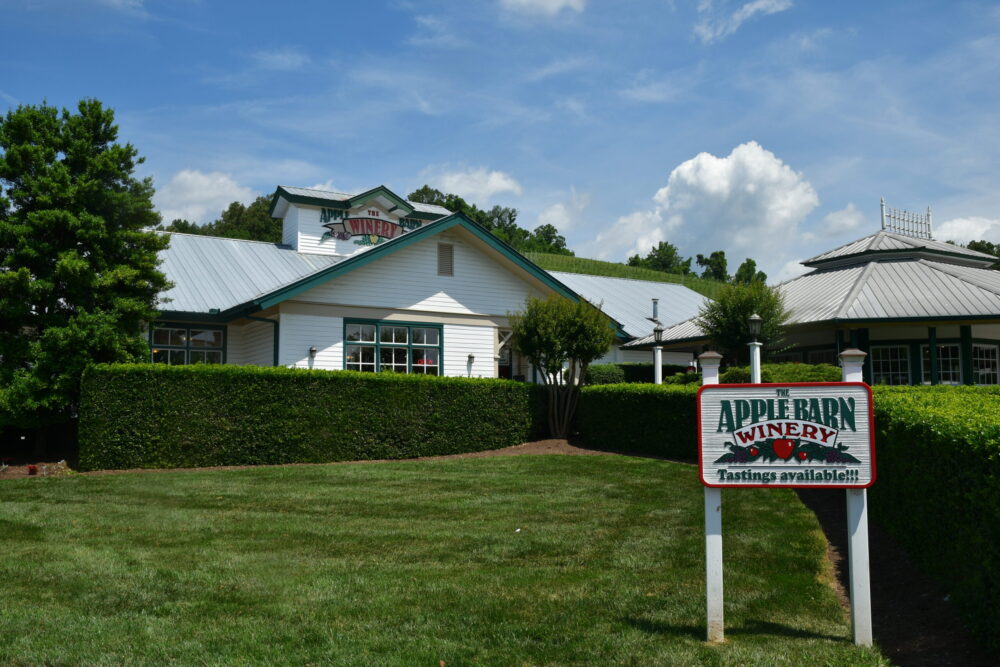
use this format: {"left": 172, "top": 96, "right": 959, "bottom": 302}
{"left": 150, "top": 324, "right": 226, "bottom": 365}
{"left": 343, "top": 319, "right": 443, "bottom": 375}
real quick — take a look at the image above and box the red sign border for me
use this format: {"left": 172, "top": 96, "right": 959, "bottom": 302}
{"left": 697, "top": 382, "right": 876, "bottom": 489}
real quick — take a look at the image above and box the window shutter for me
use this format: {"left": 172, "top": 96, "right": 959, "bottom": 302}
{"left": 437, "top": 243, "right": 454, "bottom": 276}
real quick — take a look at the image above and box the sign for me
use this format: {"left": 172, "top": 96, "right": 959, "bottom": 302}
{"left": 698, "top": 382, "right": 874, "bottom": 488}
{"left": 320, "top": 206, "right": 424, "bottom": 247}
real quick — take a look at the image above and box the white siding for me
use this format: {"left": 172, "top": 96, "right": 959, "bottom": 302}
{"left": 227, "top": 320, "right": 276, "bottom": 366}
{"left": 282, "top": 205, "right": 298, "bottom": 247}
{"left": 443, "top": 324, "right": 496, "bottom": 378}
{"left": 594, "top": 345, "right": 692, "bottom": 366}
{"left": 297, "top": 230, "right": 545, "bottom": 316}
{"left": 294, "top": 205, "right": 358, "bottom": 257}
{"left": 279, "top": 312, "right": 344, "bottom": 369}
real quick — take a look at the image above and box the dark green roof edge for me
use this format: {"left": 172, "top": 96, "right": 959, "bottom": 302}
{"left": 346, "top": 185, "right": 413, "bottom": 215}
{"left": 803, "top": 246, "right": 995, "bottom": 268}
{"left": 268, "top": 185, "right": 448, "bottom": 220}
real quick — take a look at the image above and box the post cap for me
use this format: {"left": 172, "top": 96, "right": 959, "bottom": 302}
{"left": 698, "top": 351, "right": 724, "bottom": 366}
{"left": 839, "top": 348, "right": 867, "bottom": 364}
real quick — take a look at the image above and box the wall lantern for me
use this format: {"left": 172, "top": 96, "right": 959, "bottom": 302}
{"left": 748, "top": 313, "right": 763, "bottom": 342}
{"left": 467, "top": 353, "right": 475, "bottom": 364}
{"left": 309, "top": 346, "right": 317, "bottom": 359}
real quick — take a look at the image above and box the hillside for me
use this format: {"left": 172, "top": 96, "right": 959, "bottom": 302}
{"left": 525, "top": 252, "right": 725, "bottom": 299}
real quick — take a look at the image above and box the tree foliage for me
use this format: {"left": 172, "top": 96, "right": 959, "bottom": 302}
{"left": 0, "top": 99, "right": 169, "bottom": 429}
{"left": 409, "top": 185, "right": 573, "bottom": 256}
{"left": 508, "top": 295, "right": 614, "bottom": 437}
{"left": 732, "top": 257, "right": 767, "bottom": 285}
{"left": 696, "top": 250, "right": 730, "bottom": 281}
{"left": 161, "top": 195, "right": 279, "bottom": 243}
{"left": 627, "top": 241, "right": 693, "bottom": 274}
{"left": 966, "top": 240, "right": 999, "bottom": 269}
{"left": 694, "top": 281, "right": 790, "bottom": 364}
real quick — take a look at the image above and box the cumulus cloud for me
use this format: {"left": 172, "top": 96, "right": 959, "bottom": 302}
{"left": 936, "top": 216, "right": 1000, "bottom": 244}
{"left": 423, "top": 167, "right": 523, "bottom": 205}
{"left": 775, "top": 259, "right": 811, "bottom": 283}
{"left": 804, "top": 202, "right": 865, "bottom": 240}
{"left": 251, "top": 48, "right": 311, "bottom": 71}
{"left": 155, "top": 170, "right": 256, "bottom": 225}
{"left": 578, "top": 141, "right": 819, "bottom": 271}
{"left": 695, "top": 0, "right": 792, "bottom": 44}
{"left": 499, "top": 0, "right": 585, "bottom": 16}
{"left": 537, "top": 188, "right": 590, "bottom": 232}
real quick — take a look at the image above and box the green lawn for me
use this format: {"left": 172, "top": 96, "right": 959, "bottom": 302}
{"left": 0, "top": 456, "right": 887, "bottom": 665}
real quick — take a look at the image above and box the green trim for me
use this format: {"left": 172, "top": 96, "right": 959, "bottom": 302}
{"left": 149, "top": 322, "right": 227, "bottom": 365}
{"left": 342, "top": 318, "right": 444, "bottom": 375}
{"left": 961, "top": 325, "right": 974, "bottom": 385}
{"left": 928, "top": 327, "right": 939, "bottom": 385}
{"left": 346, "top": 186, "right": 414, "bottom": 216}
{"left": 268, "top": 185, "right": 450, "bottom": 220}
{"left": 245, "top": 314, "right": 279, "bottom": 367}
{"left": 803, "top": 246, "right": 996, "bottom": 268}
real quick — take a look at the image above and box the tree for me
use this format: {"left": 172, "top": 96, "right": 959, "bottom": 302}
{"left": 161, "top": 195, "right": 280, "bottom": 243}
{"left": 966, "top": 240, "right": 1000, "bottom": 269}
{"left": 694, "top": 281, "right": 790, "bottom": 364}
{"left": 0, "top": 99, "right": 169, "bottom": 435}
{"left": 696, "top": 250, "right": 729, "bottom": 281}
{"left": 627, "top": 241, "right": 693, "bottom": 274}
{"left": 508, "top": 295, "right": 614, "bottom": 437}
{"left": 732, "top": 258, "right": 767, "bottom": 285}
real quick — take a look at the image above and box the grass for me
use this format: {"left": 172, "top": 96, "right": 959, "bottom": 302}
{"left": 525, "top": 252, "right": 727, "bottom": 299}
{"left": 0, "top": 456, "right": 887, "bottom": 665}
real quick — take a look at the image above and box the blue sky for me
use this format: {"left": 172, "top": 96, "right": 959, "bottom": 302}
{"left": 4, "top": 0, "right": 1000, "bottom": 281}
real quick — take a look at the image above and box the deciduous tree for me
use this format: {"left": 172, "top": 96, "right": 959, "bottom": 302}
{"left": 731, "top": 257, "right": 767, "bottom": 285}
{"left": 694, "top": 281, "right": 789, "bottom": 364}
{"left": 508, "top": 295, "right": 614, "bottom": 437}
{"left": 0, "top": 99, "right": 169, "bottom": 435}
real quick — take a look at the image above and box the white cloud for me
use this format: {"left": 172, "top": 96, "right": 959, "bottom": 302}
{"left": 695, "top": 0, "right": 792, "bottom": 44}
{"left": 499, "top": 0, "right": 585, "bottom": 16}
{"left": 619, "top": 76, "right": 683, "bottom": 103}
{"left": 537, "top": 188, "right": 590, "bottom": 232}
{"left": 409, "top": 15, "right": 467, "bottom": 49}
{"left": 251, "top": 48, "right": 311, "bottom": 71}
{"left": 815, "top": 203, "right": 865, "bottom": 237}
{"left": 525, "top": 57, "right": 590, "bottom": 82}
{"left": 155, "top": 170, "right": 256, "bottom": 225}
{"left": 423, "top": 167, "right": 523, "bottom": 205}
{"left": 936, "top": 216, "right": 1000, "bottom": 244}
{"left": 776, "top": 259, "right": 810, "bottom": 282}
{"left": 578, "top": 141, "right": 819, "bottom": 274}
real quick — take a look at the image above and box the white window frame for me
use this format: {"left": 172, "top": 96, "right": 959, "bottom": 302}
{"left": 921, "top": 343, "right": 962, "bottom": 385}
{"left": 972, "top": 343, "right": 999, "bottom": 385}
{"left": 869, "top": 345, "right": 911, "bottom": 385}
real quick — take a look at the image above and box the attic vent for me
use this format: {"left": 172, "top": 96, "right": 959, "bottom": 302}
{"left": 437, "top": 243, "right": 454, "bottom": 276}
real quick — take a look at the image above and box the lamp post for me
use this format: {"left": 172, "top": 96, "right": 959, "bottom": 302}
{"left": 748, "top": 313, "right": 763, "bottom": 383}
{"left": 653, "top": 322, "right": 665, "bottom": 385}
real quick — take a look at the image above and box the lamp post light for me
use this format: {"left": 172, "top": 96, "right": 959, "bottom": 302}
{"left": 748, "top": 313, "right": 763, "bottom": 383}
{"left": 653, "top": 322, "right": 665, "bottom": 385}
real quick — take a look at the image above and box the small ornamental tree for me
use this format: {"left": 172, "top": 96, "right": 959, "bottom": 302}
{"left": 509, "top": 295, "right": 614, "bottom": 438}
{"left": 695, "top": 281, "right": 790, "bottom": 364}
{"left": 0, "top": 99, "right": 169, "bottom": 436}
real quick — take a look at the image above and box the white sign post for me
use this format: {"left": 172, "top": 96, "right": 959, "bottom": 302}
{"left": 697, "top": 348, "right": 875, "bottom": 646}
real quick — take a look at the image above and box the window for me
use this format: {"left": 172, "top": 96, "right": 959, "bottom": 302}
{"left": 151, "top": 325, "right": 224, "bottom": 365}
{"left": 972, "top": 344, "right": 999, "bottom": 385}
{"left": 344, "top": 321, "right": 442, "bottom": 375}
{"left": 922, "top": 344, "right": 962, "bottom": 384}
{"left": 768, "top": 352, "right": 802, "bottom": 363}
{"left": 437, "top": 243, "right": 454, "bottom": 276}
{"left": 870, "top": 346, "right": 910, "bottom": 385}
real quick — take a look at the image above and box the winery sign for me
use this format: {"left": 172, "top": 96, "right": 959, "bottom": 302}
{"left": 698, "top": 382, "right": 875, "bottom": 488}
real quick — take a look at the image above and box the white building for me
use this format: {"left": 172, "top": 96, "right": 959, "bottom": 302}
{"left": 152, "top": 185, "right": 706, "bottom": 378}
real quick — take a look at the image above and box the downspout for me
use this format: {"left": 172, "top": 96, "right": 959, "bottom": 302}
{"left": 246, "top": 314, "right": 280, "bottom": 367}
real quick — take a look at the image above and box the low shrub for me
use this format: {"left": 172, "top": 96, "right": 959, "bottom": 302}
{"left": 79, "top": 364, "right": 545, "bottom": 471}
{"left": 720, "top": 363, "right": 841, "bottom": 383}
{"left": 869, "top": 385, "right": 1000, "bottom": 650}
{"left": 664, "top": 372, "right": 702, "bottom": 385}
{"left": 615, "top": 363, "right": 690, "bottom": 383}
{"left": 584, "top": 364, "right": 626, "bottom": 385}
{"left": 577, "top": 384, "right": 699, "bottom": 458}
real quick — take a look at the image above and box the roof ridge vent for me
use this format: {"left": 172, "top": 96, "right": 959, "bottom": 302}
{"left": 881, "top": 197, "right": 932, "bottom": 240}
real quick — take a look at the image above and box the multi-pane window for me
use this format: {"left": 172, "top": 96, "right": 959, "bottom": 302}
{"left": 151, "top": 326, "right": 224, "bottom": 365}
{"left": 808, "top": 349, "right": 839, "bottom": 365}
{"left": 768, "top": 352, "right": 802, "bottom": 363}
{"left": 922, "top": 344, "right": 962, "bottom": 384}
{"left": 972, "top": 344, "right": 999, "bottom": 385}
{"left": 870, "top": 346, "right": 910, "bottom": 385}
{"left": 345, "top": 321, "right": 442, "bottom": 375}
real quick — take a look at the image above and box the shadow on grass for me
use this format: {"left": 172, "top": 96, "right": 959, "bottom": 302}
{"left": 623, "top": 617, "right": 845, "bottom": 642}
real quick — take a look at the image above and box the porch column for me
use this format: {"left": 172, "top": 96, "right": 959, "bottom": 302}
{"left": 928, "top": 327, "right": 938, "bottom": 385}
{"left": 961, "top": 325, "right": 973, "bottom": 385}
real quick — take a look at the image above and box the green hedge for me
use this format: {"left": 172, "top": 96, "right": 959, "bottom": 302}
{"left": 577, "top": 384, "right": 699, "bottom": 458}
{"left": 586, "top": 363, "right": 690, "bottom": 384}
{"left": 869, "top": 385, "right": 1000, "bottom": 650}
{"left": 720, "top": 363, "right": 842, "bottom": 384}
{"left": 79, "top": 364, "right": 545, "bottom": 471}
{"left": 584, "top": 364, "right": 626, "bottom": 385}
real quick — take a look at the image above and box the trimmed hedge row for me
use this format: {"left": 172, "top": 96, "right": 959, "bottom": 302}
{"left": 869, "top": 385, "right": 1000, "bottom": 650}
{"left": 79, "top": 364, "right": 545, "bottom": 471}
{"left": 585, "top": 363, "right": 689, "bottom": 385}
{"left": 720, "top": 363, "right": 842, "bottom": 384}
{"left": 577, "top": 384, "right": 699, "bottom": 458}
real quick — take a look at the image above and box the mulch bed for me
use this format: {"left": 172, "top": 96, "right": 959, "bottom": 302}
{"left": 1, "top": 441, "right": 991, "bottom": 665}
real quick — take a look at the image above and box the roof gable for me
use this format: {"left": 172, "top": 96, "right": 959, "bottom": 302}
{"left": 803, "top": 231, "right": 996, "bottom": 269}
{"left": 269, "top": 185, "right": 451, "bottom": 220}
